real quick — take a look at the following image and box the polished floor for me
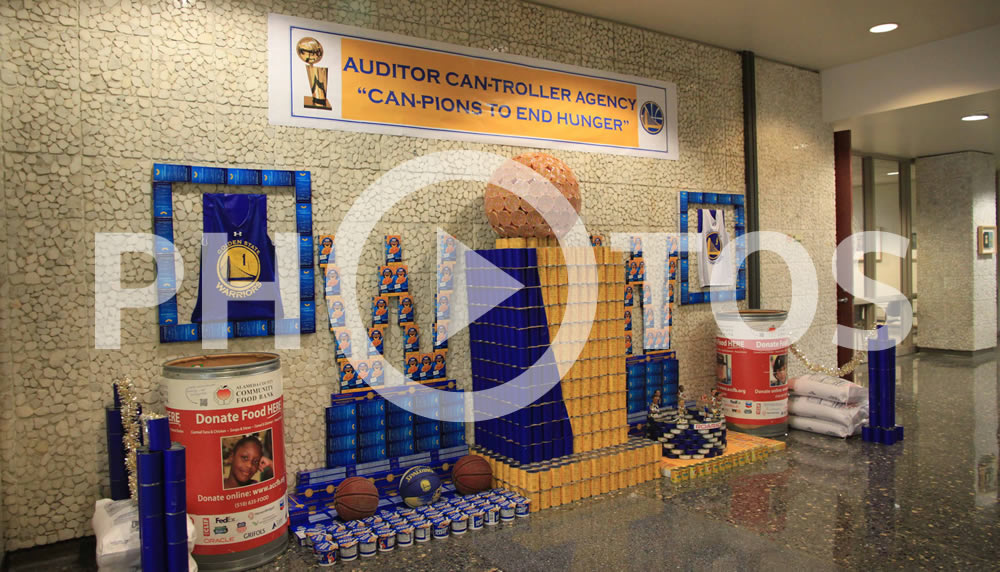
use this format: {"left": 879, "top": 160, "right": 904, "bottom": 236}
{"left": 260, "top": 349, "right": 999, "bottom": 571}
{"left": 5, "top": 349, "right": 998, "bottom": 571}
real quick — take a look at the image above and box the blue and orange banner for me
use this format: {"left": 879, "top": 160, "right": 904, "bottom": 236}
{"left": 268, "top": 14, "right": 678, "bottom": 159}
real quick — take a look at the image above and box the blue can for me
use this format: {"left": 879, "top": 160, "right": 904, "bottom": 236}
{"left": 376, "top": 527, "right": 396, "bottom": 552}
{"left": 413, "top": 520, "right": 431, "bottom": 543}
{"left": 448, "top": 511, "right": 468, "bottom": 535}
{"left": 465, "top": 509, "right": 484, "bottom": 530}
{"left": 395, "top": 524, "right": 414, "bottom": 547}
{"left": 514, "top": 496, "right": 531, "bottom": 517}
{"left": 338, "top": 536, "right": 359, "bottom": 561}
{"left": 313, "top": 541, "right": 338, "bottom": 566}
{"left": 357, "top": 533, "right": 377, "bottom": 558}
{"left": 430, "top": 517, "right": 451, "bottom": 539}
{"left": 499, "top": 501, "right": 516, "bottom": 522}
{"left": 483, "top": 504, "right": 500, "bottom": 526}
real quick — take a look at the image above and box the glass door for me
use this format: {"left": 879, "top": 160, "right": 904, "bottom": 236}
{"left": 852, "top": 154, "right": 917, "bottom": 355}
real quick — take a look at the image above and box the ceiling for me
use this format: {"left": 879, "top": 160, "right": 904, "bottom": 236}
{"left": 838, "top": 89, "right": 1000, "bottom": 160}
{"left": 533, "top": 0, "right": 1000, "bottom": 70}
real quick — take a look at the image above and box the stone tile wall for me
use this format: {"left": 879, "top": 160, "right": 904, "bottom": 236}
{"left": 0, "top": 0, "right": 834, "bottom": 550}
{"left": 915, "top": 151, "right": 997, "bottom": 351}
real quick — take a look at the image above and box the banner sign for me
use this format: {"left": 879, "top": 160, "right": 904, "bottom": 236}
{"left": 268, "top": 14, "right": 678, "bottom": 159}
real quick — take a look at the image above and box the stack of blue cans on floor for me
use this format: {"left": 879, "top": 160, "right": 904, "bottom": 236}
{"left": 862, "top": 326, "right": 904, "bottom": 445}
{"left": 136, "top": 417, "right": 188, "bottom": 572}
{"left": 387, "top": 397, "right": 415, "bottom": 458}
{"left": 625, "top": 353, "right": 679, "bottom": 430}
{"left": 414, "top": 391, "right": 441, "bottom": 453}
{"left": 468, "top": 248, "right": 574, "bottom": 465}
{"left": 325, "top": 381, "right": 465, "bottom": 469}
{"left": 651, "top": 404, "right": 727, "bottom": 460}
{"left": 105, "top": 387, "right": 129, "bottom": 500}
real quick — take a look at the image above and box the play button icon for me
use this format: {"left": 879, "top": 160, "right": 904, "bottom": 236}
{"left": 436, "top": 229, "right": 524, "bottom": 344}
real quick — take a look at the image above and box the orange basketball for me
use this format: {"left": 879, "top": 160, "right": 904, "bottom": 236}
{"left": 334, "top": 476, "right": 379, "bottom": 521}
{"left": 451, "top": 454, "right": 494, "bottom": 495}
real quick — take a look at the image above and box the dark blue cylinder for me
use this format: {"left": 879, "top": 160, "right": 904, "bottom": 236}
{"left": 137, "top": 447, "right": 163, "bottom": 486}
{"left": 164, "top": 479, "right": 186, "bottom": 514}
{"left": 162, "top": 443, "right": 186, "bottom": 482}
{"left": 140, "top": 514, "right": 167, "bottom": 572}
{"left": 165, "top": 512, "right": 188, "bottom": 545}
{"left": 166, "top": 541, "right": 188, "bottom": 572}
{"left": 106, "top": 408, "right": 129, "bottom": 501}
{"left": 138, "top": 483, "right": 164, "bottom": 517}
{"left": 145, "top": 417, "right": 171, "bottom": 452}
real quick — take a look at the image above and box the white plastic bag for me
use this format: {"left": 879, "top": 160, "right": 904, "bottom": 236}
{"left": 788, "top": 395, "right": 868, "bottom": 427}
{"left": 788, "top": 373, "right": 866, "bottom": 404}
{"left": 93, "top": 498, "right": 196, "bottom": 571}
{"left": 93, "top": 499, "right": 140, "bottom": 571}
{"left": 789, "top": 415, "right": 862, "bottom": 438}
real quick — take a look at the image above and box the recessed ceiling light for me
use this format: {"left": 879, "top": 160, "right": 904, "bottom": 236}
{"left": 961, "top": 114, "right": 989, "bottom": 121}
{"left": 887, "top": 171, "right": 898, "bottom": 176}
{"left": 869, "top": 23, "right": 898, "bottom": 33}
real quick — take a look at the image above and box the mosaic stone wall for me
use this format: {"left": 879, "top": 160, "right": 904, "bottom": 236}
{"left": 915, "top": 151, "right": 997, "bottom": 351}
{"left": 0, "top": 0, "right": 834, "bottom": 550}
{"left": 755, "top": 58, "right": 837, "bottom": 378}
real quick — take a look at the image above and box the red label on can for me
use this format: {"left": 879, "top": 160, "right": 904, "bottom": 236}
{"left": 165, "top": 368, "right": 288, "bottom": 555}
{"left": 716, "top": 336, "right": 788, "bottom": 426}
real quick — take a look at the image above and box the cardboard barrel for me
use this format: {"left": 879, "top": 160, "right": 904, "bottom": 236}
{"left": 163, "top": 353, "right": 288, "bottom": 571}
{"left": 715, "top": 310, "right": 789, "bottom": 437}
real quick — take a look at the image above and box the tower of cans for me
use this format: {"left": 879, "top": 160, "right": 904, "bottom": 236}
{"left": 468, "top": 247, "right": 574, "bottom": 464}
{"left": 652, "top": 404, "right": 727, "bottom": 460}
{"left": 861, "top": 326, "right": 904, "bottom": 445}
{"left": 469, "top": 238, "right": 661, "bottom": 510}
{"left": 136, "top": 417, "right": 188, "bottom": 572}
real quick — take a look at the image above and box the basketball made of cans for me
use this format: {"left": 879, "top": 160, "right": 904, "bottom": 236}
{"left": 485, "top": 152, "right": 582, "bottom": 238}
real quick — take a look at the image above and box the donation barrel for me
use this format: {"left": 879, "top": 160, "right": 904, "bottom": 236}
{"left": 715, "top": 310, "right": 789, "bottom": 437}
{"left": 163, "top": 353, "right": 288, "bottom": 571}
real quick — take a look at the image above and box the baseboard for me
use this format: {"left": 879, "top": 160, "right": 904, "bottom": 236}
{"left": 1, "top": 537, "right": 96, "bottom": 572}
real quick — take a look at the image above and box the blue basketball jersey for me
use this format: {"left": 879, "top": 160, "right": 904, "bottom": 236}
{"left": 191, "top": 193, "right": 281, "bottom": 323}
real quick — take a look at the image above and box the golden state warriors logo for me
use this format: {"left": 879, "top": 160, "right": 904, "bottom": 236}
{"left": 419, "top": 479, "right": 431, "bottom": 492}
{"left": 639, "top": 101, "right": 664, "bottom": 135}
{"left": 706, "top": 231, "right": 722, "bottom": 262}
{"left": 216, "top": 240, "right": 263, "bottom": 298}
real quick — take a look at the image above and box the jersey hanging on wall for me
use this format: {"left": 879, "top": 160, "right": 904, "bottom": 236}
{"left": 191, "top": 193, "right": 282, "bottom": 323}
{"left": 697, "top": 209, "right": 734, "bottom": 287}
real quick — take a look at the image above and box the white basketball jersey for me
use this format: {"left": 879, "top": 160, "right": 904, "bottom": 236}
{"left": 697, "top": 209, "right": 734, "bottom": 287}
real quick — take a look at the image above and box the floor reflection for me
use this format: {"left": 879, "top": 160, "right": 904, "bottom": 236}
{"left": 255, "top": 349, "right": 999, "bottom": 571}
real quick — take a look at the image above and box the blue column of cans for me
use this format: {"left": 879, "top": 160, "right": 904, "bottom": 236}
{"left": 862, "top": 326, "right": 904, "bottom": 445}
{"left": 105, "top": 386, "right": 129, "bottom": 500}
{"left": 387, "top": 397, "right": 415, "bottom": 457}
{"left": 626, "top": 354, "right": 679, "bottom": 427}
{"left": 468, "top": 249, "right": 573, "bottom": 465}
{"left": 439, "top": 383, "right": 467, "bottom": 448}
{"left": 137, "top": 417, "right": 187, "bottom": 572}
{"left": 325, "top": 402, "right": 359, "bottom": 467}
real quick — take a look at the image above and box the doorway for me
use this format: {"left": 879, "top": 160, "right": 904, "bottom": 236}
{"left": 850, "top": 154, "right": 917, "bottom": 355}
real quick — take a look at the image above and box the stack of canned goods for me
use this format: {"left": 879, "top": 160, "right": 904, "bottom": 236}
{"left": 292, "top": 489, "right": 530, "bottom": 565}
{"left": 652, "top": 405, "right": 727, "bottom": 460}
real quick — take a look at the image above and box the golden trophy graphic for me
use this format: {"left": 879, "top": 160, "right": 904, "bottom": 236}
{"left": 297, "top": 37, "right": 332, "bottom": 110}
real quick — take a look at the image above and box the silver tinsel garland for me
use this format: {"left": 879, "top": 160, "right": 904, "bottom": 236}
{"left": 115, "top": 377, "right": 142, "bottom": 500}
